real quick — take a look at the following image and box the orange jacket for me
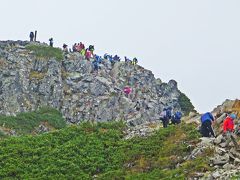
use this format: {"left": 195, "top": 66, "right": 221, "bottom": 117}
{"left": 223, "top": 116, "right": 234, "bottom": 133}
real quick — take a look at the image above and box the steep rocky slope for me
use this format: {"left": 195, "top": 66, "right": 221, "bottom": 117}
{"left": 183, "top": 99, "right": 240, "bottom": 179}
{"left": 0, "top": 40, "right": 193, "bottom": 126}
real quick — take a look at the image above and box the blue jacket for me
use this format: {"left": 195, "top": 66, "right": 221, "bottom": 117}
{"left": 201, "top": 112, "right": 214, "bottom": 123}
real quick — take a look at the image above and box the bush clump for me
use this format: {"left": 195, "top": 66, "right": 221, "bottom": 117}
{"left": 178, "top": 92, "right": 196, "bottom": 115}
{"left": 26, "top": 44, "right": 63, "bottom": 61}
{"left": 0, "top": 122, "right": 212, "bottom": 179}
{"left": 0, "top": 107, "right": 66, "bottom": 135}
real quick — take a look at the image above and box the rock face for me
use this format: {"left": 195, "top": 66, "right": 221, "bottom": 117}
{"left": 184, "top": 101, "right": 240, "bottom": 179}
{"left": 0, "top": 41, "right": 189, "bottom": 125}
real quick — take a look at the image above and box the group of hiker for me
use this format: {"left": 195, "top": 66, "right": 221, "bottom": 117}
{"left": 29, "top": 32, "right": 139, "bottom": 72}
{"left": 200, "top": 112, "right": 239, "bottom": 149}
{"left": 160, "top": 107, "right": 182, "bottom": 128}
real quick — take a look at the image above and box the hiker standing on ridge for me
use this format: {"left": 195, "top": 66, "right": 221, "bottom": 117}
{"left": 222, "top": 113, "right": 239, "bottom": 149}
{"left": 200, "top": 112, "right": 215, "bottom": 137}
{"left": 49, "top": 38, "right": 53, "bottom": 47}
{"left": 29, "top": 31, "right": 34, "bottom": 42}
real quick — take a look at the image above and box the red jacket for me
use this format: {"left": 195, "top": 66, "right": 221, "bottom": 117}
{"left": 223, "top": 116, "right": 234, "bottom": 133}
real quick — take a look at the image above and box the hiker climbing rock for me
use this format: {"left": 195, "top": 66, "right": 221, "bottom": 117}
{"left": 49, "top": 38, "right": 53, "bottom": 47}
{"left": 29, "top": 32, "right": 34, "bottom": 42}
{"left": 134, "top": 101, "right": 141, "bottom": 111}
{"left": 200, "top": 112, "right": 215, "bottom": 137}
{"left": 123, "top": 86, "right": 132, "bottom": 98}
{"left": 222, "top": 113, "right": 239, "bottom": 149}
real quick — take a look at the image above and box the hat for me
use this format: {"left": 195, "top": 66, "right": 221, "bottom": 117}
{"left": 230, "top": 114, "right": 237, "bottom": 119}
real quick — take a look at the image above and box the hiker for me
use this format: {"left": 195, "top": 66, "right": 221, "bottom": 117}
{"left": 49, "top": 38, "right": 53, "bottom": 47}
{"left": 160, "top": 108, "right": 168, "bottom": 128}
{"left": 92, "top": 60, "right": 99, "bottom": 72}
{"left": 29, "top": 32, "right": 34, "bottom": 42}
{"left": 80, "top": 48, "right": 86, "bottom": 56}
{"left": 113, "top": 55, "right": 121, "bottom": 62}
{"left": 89, "top": 45, "right": 94, "bottom": 51}
{"left": 171, "top": 111, "right": 182, "bottom": 124}
{"left": 80, "top": 42, "right": 85, "bottom": 50}
{"left": 134, "top": 101, "right": 141, "bottom": 111}
{"left": 95, "top": 55, "right": 103, "bottom": 64}
{"left": 160, "top": 107, "right": 172, "bottom": 128}
{"left": 123, "top": 86, "right": 132, "bottom": 97}
{"left": 85, "top": 48, "right": 92, "bottom": 60}
{"left": 222, "top": 114, "right": 239, "bottom": 148}
{"left": 63, "top": 44, "right": 68, "bottom": 52}
{"left": 124, "top": 56, "right": 131, "bottom": 64}
{"left": 200, "top": 112, "right": 215, "bottom": 137}
{"left": 132, "top": 57, "right": 138, "bottom": 65}
{"left": 72, "top": 43, "right": 77, "bottom": 52}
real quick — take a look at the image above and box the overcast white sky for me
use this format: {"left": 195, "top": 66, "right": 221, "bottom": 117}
{"left": 1, "top": 0, "right": 240, "bottom": 113}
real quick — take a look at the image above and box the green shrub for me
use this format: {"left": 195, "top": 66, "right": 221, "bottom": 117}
{"left": 0, "top": 122, "right": 211, "bottom": 179}
{"left": 26, "top": 44, "right": 63, "bottom": 61}
{"left": 178, "top": 92, "right": 195, "bottom": 115}
{"left": 0, "top": 107, "right": 66, "bottom": 135}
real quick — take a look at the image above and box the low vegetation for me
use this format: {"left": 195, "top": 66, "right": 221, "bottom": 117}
{"left": 26, "top": 44, "right": 63, "bottom": 61}
{"left": 178, "top": 92, "right": 196, "bottom": 115}
{"left": 0, "top": 107, "right": 66, "bottom": 136}
{"left": 0, "top": 121, "right": 214, "bottom": 179}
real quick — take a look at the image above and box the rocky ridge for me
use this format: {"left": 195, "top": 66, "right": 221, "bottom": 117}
{"left": 183, "top": 99, "right": 240, "bottom": 179}
{"left": 0, "top": 40, "right": 189, "bottom": 126}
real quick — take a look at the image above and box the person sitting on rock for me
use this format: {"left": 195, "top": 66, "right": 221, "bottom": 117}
{"left": 200, "top": 112, "right": 215, "bottom": 137}
{"left": 124, "top": 56, "right": 132, "bottom": 64}
{"left": 171, "top": 111, "right": 182, "bottom": 124}
{"left": 113, "top": 55, "right": 121, "bottom": 62}
{"left": 63, "top": 44, "right": 68, "bottom": 52}
{"left": 132, "top": 57, "right": 138, "bottom": 65}
{"left": 222, "top": 113, "right": 239, "bottom": 149}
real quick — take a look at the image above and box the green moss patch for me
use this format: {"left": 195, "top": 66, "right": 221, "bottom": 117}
{"left": 26, "top": 44, "right": 63, "bottom": 61}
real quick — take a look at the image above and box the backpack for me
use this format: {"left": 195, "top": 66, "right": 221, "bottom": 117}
{"left": 160, "top": 110, "right": 167, "bottom": 120}
{"left": 166, "top": 109, "right": 172, "bottom": 119}
{"left": 175, "top": 111, "right": 182, "bottom": 120}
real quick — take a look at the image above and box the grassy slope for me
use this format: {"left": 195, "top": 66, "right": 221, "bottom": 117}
{"left": 0, "top": 122, "right": 214, "bottom": 179}
{"left": 0, "top": 107, "right": 66, "bottom": 136}
{"left": 25, "top": 44, "right": 63, "bottom": 61}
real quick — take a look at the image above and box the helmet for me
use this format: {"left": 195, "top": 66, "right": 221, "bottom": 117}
{"left": 230, "top": 114, "right": 237, "bottom": 119}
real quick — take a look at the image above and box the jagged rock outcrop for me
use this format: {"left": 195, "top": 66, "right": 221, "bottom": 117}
{"left": 184, "top": 100, "right": 240, "bottom": 179}
{"left": 0, "top": 40, "right": 191, "bottom": 125}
